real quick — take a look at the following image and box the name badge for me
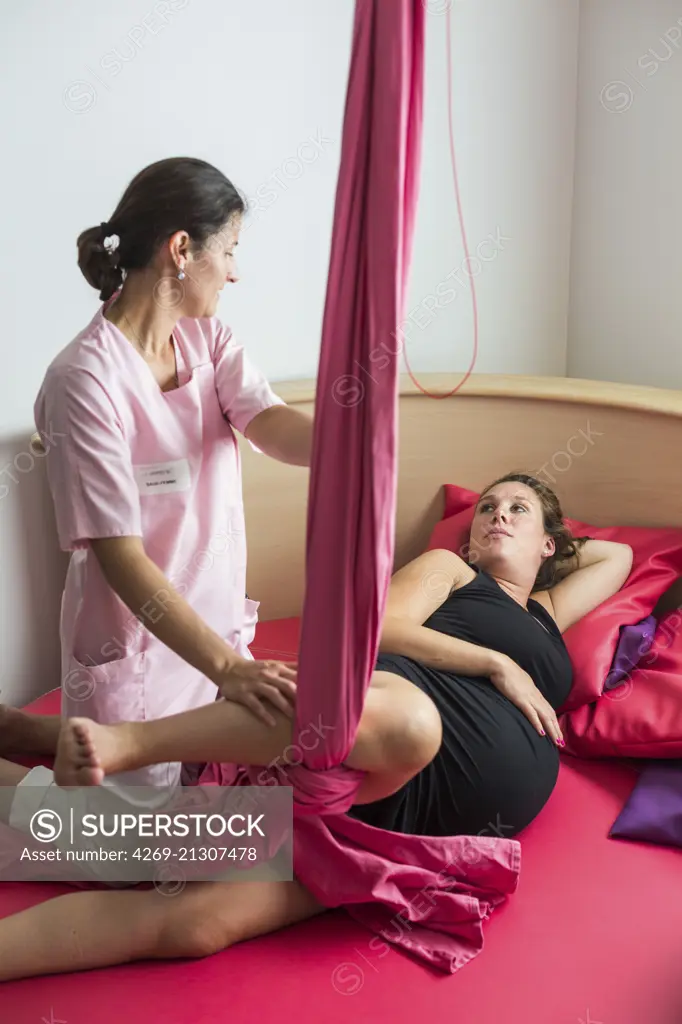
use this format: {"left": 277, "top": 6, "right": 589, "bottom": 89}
{"left": 134, "top": 459, "right": 191, "bottom": 495}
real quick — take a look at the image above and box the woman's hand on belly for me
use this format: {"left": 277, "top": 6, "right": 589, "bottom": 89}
{"left": 488, "top": 654, "right": 565, "bottom": 747}
{"left": 216, "top": 658, "right": 298, "bottom": 727}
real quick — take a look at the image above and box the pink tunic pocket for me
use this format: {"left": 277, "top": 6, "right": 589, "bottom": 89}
{"left": 62, "top": 649, "right": 147, "bottom": 724}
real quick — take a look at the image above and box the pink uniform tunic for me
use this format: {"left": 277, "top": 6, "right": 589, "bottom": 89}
{"left": 34, "top": 298, "right": 284, "bottom": 789}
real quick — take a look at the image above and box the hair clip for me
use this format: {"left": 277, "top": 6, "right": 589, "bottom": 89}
{"left": 102, "top": 234, "right": 120, "bottom": 254}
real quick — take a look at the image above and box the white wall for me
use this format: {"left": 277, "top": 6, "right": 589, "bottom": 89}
{"left": 409, "top": 0, "right": 579, "bottom": 378}
{"left": 1, "top": 0, "right": 354, "bottom": 704}
{"left": 1, "top": 0, "right": 580, "bottom": 704}
{"left": 568, "top": 0, "right": 682, "bottom": 386}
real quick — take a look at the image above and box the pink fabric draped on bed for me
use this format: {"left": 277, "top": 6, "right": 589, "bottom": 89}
{"left": 208, "top": 0, "right": 522, "bottom": 972}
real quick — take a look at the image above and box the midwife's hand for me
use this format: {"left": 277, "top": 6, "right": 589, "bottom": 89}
{"left": 216, "top": 658, "right": 297, "bottom": 727}
{"left": 488, "top": 654, "right": 564, "bottom": 746}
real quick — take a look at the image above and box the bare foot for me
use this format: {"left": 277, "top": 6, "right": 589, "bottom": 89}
{"left": 54, "top": 719, "right": 107, "bottom": 787}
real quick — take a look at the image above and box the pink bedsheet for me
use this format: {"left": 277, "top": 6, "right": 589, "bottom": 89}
{"left": 5, "top": 685, "right": 682, "bottom": 1024}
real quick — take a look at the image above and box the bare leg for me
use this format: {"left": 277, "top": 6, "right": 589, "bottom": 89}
{"left": 0, "top": 877, "right": 323, "bottom": 983}
{"left": 55, "top": 672, "right": 442, "bottom": 804}
{"left": 0, "top": 704, "right": 60, "bottom": 757}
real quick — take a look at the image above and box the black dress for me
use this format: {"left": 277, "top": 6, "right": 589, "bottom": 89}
{"left": 348, "top": 567, "right": 573, "bottom": 838}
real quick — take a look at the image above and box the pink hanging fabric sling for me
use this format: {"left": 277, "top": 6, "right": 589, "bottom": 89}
{"left": 239, "top": 0, "right": 521, "bottom": 973}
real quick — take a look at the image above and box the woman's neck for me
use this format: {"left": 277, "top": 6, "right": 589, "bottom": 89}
{"left": 104, "top": 272, "right": 179, "bottom": 359}
{"left": 489, "top": 573, "right": 535, "bottom": 608}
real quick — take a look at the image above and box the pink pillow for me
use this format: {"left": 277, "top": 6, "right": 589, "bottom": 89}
{"left": 425, "top": 484, "right": 682, "bottom": 711}
{"left": 561, "top": 611, "right": 682, "bottom": 758}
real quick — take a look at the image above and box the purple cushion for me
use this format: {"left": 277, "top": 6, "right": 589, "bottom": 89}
{"left": 603, "top": 616, "right": 656, "bottom": 691}
{"left": 610, "top": 760, "right": 682, "bottom": 848}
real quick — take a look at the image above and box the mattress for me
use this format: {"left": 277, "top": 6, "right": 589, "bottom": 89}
{"left": 2, "top": 616, "right": 682, "bottom": 1024}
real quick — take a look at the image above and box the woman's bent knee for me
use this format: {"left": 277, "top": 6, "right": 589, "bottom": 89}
{"left": 393, "top": 696, "right": 442, "bottom": 771}
{"left": 352, "top": 675, "right": 442, "bottom": 774}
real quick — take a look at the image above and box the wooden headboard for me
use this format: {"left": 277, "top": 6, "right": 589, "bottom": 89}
{"left": 239, "top": 372, "right": 682, "bottom": 620}
{"left": 30, "top": 371, "right": 682, "bottom": 622}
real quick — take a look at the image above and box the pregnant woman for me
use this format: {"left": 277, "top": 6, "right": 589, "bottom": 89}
{"left": 0, "top": 473, "right": 632, "bottom": 980}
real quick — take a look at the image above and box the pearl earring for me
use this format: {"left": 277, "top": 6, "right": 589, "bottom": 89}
{"left": 177, "top": 267, "right": 186, "bottom": 280}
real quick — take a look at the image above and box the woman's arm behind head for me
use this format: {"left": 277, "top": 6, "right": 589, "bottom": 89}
{"left": 533, "top": 539, "right": 634, "bottom": 633}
